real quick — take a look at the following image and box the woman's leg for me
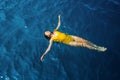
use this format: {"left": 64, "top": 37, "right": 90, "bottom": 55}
{"left": 69, "top": 36, "right": 107, "bottom": 52}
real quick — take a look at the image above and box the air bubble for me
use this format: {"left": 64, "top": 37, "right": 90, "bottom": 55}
{"left": 0, "top": 76, "right": 3, "bottom": 78}
{"left": 25, "top": 26, "right": 28, "bottom": 28}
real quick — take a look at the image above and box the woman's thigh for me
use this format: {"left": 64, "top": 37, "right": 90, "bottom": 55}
{"left": 71, "top": 35, "right": 87, "bottom": 42}
{"left": 68, "top": 41, "right": 83, "bottom": 47}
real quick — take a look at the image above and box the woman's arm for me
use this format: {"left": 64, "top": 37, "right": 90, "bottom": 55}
{"left": 40, "top": 39, "right": 53, "bottom": 61}
{"left": 55, "top": 15, "right": 61, "bottom": 30}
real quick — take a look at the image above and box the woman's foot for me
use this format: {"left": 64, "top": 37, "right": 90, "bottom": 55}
{"left": 97, "top": 47, "right": 107, "bottom": 52}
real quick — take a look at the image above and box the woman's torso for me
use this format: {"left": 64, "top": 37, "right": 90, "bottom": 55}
{"left": 51, "top": 30, "right": 74, "bottom": 44}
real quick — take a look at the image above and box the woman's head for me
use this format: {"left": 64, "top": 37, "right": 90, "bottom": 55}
{"left": 44, "top": 31, "right": 52, "bottom": 39}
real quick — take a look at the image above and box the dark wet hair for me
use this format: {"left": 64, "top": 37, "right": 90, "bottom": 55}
{"left": 44, "top": 34, "right": 51, "bottom": 40}
{"left": 44, "top": 31, "right": 53, "bottom": 40}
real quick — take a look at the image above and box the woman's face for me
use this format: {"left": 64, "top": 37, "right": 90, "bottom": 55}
{"left": 44, "top": 31, "right": 52, "bottom": 38}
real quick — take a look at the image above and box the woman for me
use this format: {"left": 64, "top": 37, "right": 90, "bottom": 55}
{"left": 41, "top": 15, "right": 107, "bottom": 61}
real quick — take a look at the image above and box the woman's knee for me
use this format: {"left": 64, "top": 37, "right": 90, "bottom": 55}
{"left": 69, "top": 42, "right": 78, "bottom": 47}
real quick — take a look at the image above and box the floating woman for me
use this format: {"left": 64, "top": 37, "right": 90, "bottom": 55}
{"left": 41, "top": 15, "right": 107, "bottom": 61}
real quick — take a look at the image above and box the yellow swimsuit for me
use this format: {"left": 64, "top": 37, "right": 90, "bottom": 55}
{"left": 51, "top": 30, "right": 74, "bottom": 44}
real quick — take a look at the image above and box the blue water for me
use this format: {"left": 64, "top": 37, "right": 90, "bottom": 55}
{"left": 0, "top": 0, "right": 120, "bottom": 80}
